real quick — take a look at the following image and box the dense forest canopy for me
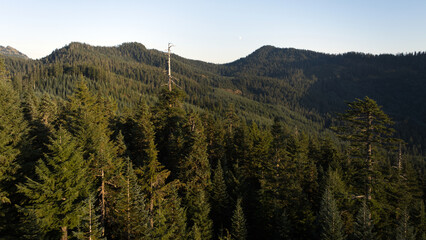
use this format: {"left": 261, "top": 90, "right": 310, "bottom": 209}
{"left": 0, "top": 43, "right": 425, "bottom": 239}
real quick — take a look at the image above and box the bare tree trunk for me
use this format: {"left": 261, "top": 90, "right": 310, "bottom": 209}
{"left": 150, "top": 179, "right": 154, "bottom": 228}
{"left": 101, "top": 168, "right": 106, "bottom": 237}
{"left": 366, "top": 112, "right": 373, "bottom": 201}
{"left": 127, "top": 163, "right": 131, "bottom": 240}
{"left": 61, "top": 226, "right": 68, "bottom": 240}
{"left": 89, "top": 196, "right": 92, "bottom": 240}
{"left": 398, "top": 142, "right": 402, "bottom": 172}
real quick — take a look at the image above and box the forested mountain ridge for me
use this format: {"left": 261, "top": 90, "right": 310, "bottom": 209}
{"left": 0, "top": 45, "right": 29, "bottom": 59}
{"left": 3, "top": 42, "right": 426, "bottom": 147}
{"left": 0, "top": 44, "right": 425, "bottom": 239}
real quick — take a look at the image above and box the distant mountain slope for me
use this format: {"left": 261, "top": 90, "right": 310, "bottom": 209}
{"left": 3, "top": 42, "right": 426, "bottom": 147}
{"left": 0, "top": 45, "right": 28, "bottom": 59}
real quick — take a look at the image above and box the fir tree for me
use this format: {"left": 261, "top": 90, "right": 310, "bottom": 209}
{"left": 0, "top": 65, "right": 28, "bottom": 237}
{"left": 211, "top": 159, "right": 230, "bottom": 235}
{"left": 231, "top": 198, "right": 247, "bottom": 240}
{"left": 111, "top": 159, "right": 149, "bottom": 239}
{"left": 73, "top": 193, "right": 104, "bottom": 240}
{"left": 335, "top": 97, "right": 395, "bottom": 201}
{"left": 354, "top": 201, "right": 374, "bottom": 240}
{"left": 63, "top": 80, "right": 123, "bottom": 237}
{"left": 396, "top": 208, "right": 416, "bottom": 240}
{"left": 179, "top": 113, "right": 213, "bottom": 239}
{"left": 0, "top": 78, "right": 26, "bottom": 205}
{"left": 18, "top": 128, "right": 90, "bottom": 239}
{"left": 319, "top": 186, "right": 346, "bottom": 240}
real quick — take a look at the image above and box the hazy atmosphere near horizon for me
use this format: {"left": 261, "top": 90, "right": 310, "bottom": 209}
{"left": 1, "top": 0, "right": 426, "bottom": 63}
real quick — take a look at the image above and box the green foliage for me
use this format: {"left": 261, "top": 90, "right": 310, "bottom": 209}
{"left": 396, "top": 208, "right": 416, "bottom": 240}
{"left": 110, "top": 160, "right": 149, "bottom": 239}
{"left": 211, "top": 159, "right": 230, "bottom": 235}
{"left": 354, "top": 201, "right": 374, "bottom": 240}
{"left": 17, "top": 127, "right": 90, "bottom": 236}
{"left": 0, "top": 79, "right": 26, "bottom": 204}
{"left": 1, "top": 48, "right": 425, "bottom": 240}
{"left": 231, "top": 198, "right": 247, "bottom": 240}
{"left": 335, "top": 97, "right": 396, "bottom": 201}
{"left": 73, "top": 193, "right": 104, "bottom": 240}
{"left": 319, "top": 186, "right": 346, "bottom": 240}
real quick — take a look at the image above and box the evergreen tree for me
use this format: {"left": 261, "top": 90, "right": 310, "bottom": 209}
{"left": 133, "top": 106, "right": 187, "bottom": 239}
{"left": 180, "top": 112, "right": 213, "bottom": 240}
{"left": 0, "top": 77, "right": 26, "bottom": 206}
{"left": 18, "top": 128, "right": 90, "bottom": 239}
{"left": 319, "top": 186, "right": 346, "bottom": 240}
{"left": 396, "top": 208, "right": 416, "bottom": 240}
{"left": 63, "top": 80, "right": 123, "bottom": 237}
{"left": 124, "top": 100, "right": 156, "bottom": 167}
{"left": 0, "top": 64, "right": 28, "bottom": 237}
{"left": 354, "top": 201, "right": 374, "bottom": 240}
{"left": 152, "top": 88, "right": 187, "bottom": 177}
{"left": 73, "top": 193, "right": 104, "bottom": 240}
{"left": 111, "top": 159, "right": 149, "bottom": 239}
{"left": 211, "top": 159, "right": 230, "bottom": 235}
{"left": 231, "top": 198, "right": 247, "bottom": 240}
{"left": 335, "top": 97, "right": 395, "bottom": 201}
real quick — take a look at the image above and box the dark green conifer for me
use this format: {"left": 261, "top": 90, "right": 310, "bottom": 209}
{"left": 354, "top": 201, "right": 374, "bottom": 240}
{"left": 73, "top": 193, "right": 104, "bottom": 240}
{"left": 111, "top": 159, "right": 149, "bottom": 239}
{"left": 335, "top": 97, "right": 395, "bottom": 201}
{"left": 319, "top": 186, "right": 346, "bottom": 240}
{"left": 0, "top": 65, "right": 28, "bottom": 237}
{"left": 211, "top": 159, "right": 230, "bottom": 234}
{"left": 396, "top": 208, "right": 416, "bottom": 240}
{"left": 180, "top": 113, "right": 213, "bottom": 240}
{"left": 231, "top": 198, "right": 247, "bottom": 240}
{"left": 18, "top": 128, "right": 90, "bottom": 239}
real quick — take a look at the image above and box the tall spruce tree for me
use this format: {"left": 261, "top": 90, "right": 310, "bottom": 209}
{"left": 335, "top": 97, "right": 395, "bottom": 201}
{"left": 73, "top": 193, "right": 104, "bottom": 240}
{"left": 354, "top": 201, "right": 374, "bottom": 240}
{"left": 211, "top": 159, "right": 230, "bottom": 236}
{"left": 180, "top": 112, "right": 213, "bottom": 240}
{"left": 0, "top": 61, "right": 28, "bottom": 237}
{"left": 152, "top": 88, "right": 187, "bottom": 177}
{"left": 0, "top": 73, "right": 26, "bottom": 206}
{"left": 63, "top": 80, "right": 123, "bottom": 237}
{"left": 231, "top": 198, "right": 247, "bottom": 240}
{"left": 319, "top": 185, "right": 346, "bottom": 240}
{"left": 396, "top": 208, "right": 416, "bottom": 240}
{"left": 111, "top": 159, "right": 149, "bottom": 239}
{"left": 18, "top": 128, "right": 90, "bottom": 239}
{"left": 133, "top": 102, "right": 187, "bottom": 239}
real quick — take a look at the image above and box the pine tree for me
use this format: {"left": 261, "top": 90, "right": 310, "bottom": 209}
{"left": 189, "top": 190, "right": 213, "bottom": 240}
{"left": 18, "top": 128, "right": 90, "bottom": 239}
{"left": 319, "top": 186, "right": 346, "bottom": 240}
{"left": 111, "top": 159, "right": 149, "bottom": 239}
{"left": 73, "top": 193, "right": 104, "bottom": 240}
{"left": 133, "top": 105, "right": 187, "bottom": 239}
{"left": 0, "top": 78, "right": 26, "bottom": 205}
{"left": 124, "top": 100, "right": 157, "bottom": 168}
{"left": 179, "top": 113, "right": 213, "bottom": 240}
{"left": 0, "top": 64, "right": 28, "bottom": 237}
{"left": 231, "top": 198, "right": 247, "bottom": 240}
{"left": 152, "top": 87, "right": 187, "bottom": 176}
{"left": 396, "top": 208, "right": 416, "bottom": 240}
{"left": 354, "top": 201, "right": 374, "bottom": 240}
{"left": 335, "top": 97, "right": 395, "bottom": 201}
{"left": 63, "top": 80, "right": 123, "bottom": 237}
{"left": 211, "top": 159, "right": 230, "bottom": 235}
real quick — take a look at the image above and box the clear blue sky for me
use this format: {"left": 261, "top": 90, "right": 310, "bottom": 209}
{"left": 1, "top": 0, "right": 426, "bottom": 63}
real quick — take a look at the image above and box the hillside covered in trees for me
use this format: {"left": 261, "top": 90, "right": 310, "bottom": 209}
{"left": 0, "top": 43, "right": 425, "bottom": 239}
